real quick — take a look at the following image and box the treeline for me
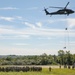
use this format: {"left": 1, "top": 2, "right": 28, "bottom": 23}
{"left": 0, "top": 50, "right": 75, "bottom": 65}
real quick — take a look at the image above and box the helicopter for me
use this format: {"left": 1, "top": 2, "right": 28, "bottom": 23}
{"left": 44, "top": 2, "right": 75, "bottom": 16}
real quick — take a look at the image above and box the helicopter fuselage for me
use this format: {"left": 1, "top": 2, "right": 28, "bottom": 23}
{"left": 49, "top": 9, "right": 74, "bottom": 16}
{"left": 56, "top": 9, "right": 74, "bottom": 14}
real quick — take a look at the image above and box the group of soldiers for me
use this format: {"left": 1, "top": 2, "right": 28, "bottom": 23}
{"left": 0, "top": 66, "right": 42, "bottom": 72}
{"left": 59, "top": 65, "right": 75, "bottom": 69}
{"left": 49, "top": 64, "right": 75, "bottom": 72}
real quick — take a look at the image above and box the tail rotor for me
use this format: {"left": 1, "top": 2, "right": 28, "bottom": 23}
{"left": 43, "top": 7, "right": 50, "bottom": 15}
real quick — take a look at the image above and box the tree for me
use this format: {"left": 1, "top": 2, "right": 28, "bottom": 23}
{"left": 65, "top": 51, "right": 72, "bottom": 65}
{"left": 72, "top": 54, "right": 75, "bottom": 64}
{"left": 40, "top": 53, "right": 49, "bottom": 65}
{"left": 58, "top": 50, "right": 65, "bottom": 65}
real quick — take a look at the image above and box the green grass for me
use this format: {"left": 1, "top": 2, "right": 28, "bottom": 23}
{"left": 0, "top": 68, "right": 75, "bottom": 75}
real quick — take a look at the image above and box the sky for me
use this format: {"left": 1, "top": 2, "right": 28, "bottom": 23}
{"left": 0, "top": 0, "right": 75, "bottom": 55}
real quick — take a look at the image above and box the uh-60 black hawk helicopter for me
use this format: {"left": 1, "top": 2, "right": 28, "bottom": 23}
{"left": 44, "top": 2, "right": 75, "bottom": 16}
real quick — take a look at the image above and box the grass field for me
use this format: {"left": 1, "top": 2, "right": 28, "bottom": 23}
{"left": 0, "top": 68, "right": 75, "bottom": 75}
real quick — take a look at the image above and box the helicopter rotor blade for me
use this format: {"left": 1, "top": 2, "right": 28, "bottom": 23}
{"left": 64, "top": 2, "right": 70, "bottom": 9}
{"left": 45, "top": 7, "right": 49, "bottom": 10}
{"left": 49, "top": 6, "right": 63, "bottom": 9}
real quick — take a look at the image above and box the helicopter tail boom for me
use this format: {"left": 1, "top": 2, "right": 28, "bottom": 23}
{"left": 44, "top": 8, "right": 52, "bottom": 15}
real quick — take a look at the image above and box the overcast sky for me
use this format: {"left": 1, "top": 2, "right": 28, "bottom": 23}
{"left": 0, "top": 0, "right": 75, "bottom": 55}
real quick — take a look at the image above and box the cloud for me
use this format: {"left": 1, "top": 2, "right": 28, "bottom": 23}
{"left": 14, "top": 43, "right": 29, "bottom": 46}
{"left": 24, "top": 22, "right": 43, "bottom": 28}
{"left": 0, "top": 7, "right": 18, "bottom": 10}
{"left": 0, "top": 46, "right": 58, "bottom": 55}
{"left": 0, "top": 16, "right": 24, "bottom": 22}
{"left": 0, "top": 26, "right": 30, "bottom": 39}
{"left": 36, "top": 22, "right": 42, "bottom": 28}
{"left": 0, "top": 34, "right": 30, "bottom": 39}
{"left": 0, "top": 45, "right": 75, "bottom": 55}
{"left": 23, "top": 22, "right": 36, "bottom": 29}
{"left": 66, "top": 18, "right": 75, "bottom": 28}
{"left": 38, "top": 37, "right": 52, "bottom": 40}
{"left": 0, "top": 20, "right": 75, "bottom": 40}
{"left": 0, "top": 25, "right": 13, "bottom": 29}
{"left": 0, "top": 16, "right": 14, "bottom": 22}
{"left": 15, "top": 16, "right": 23, "bottom": 20}
{"left": 18, "top": 27, "right": 75, "bottom": 38}
{"left": 46, "top": 18, "right": 75, "bottom": 29}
